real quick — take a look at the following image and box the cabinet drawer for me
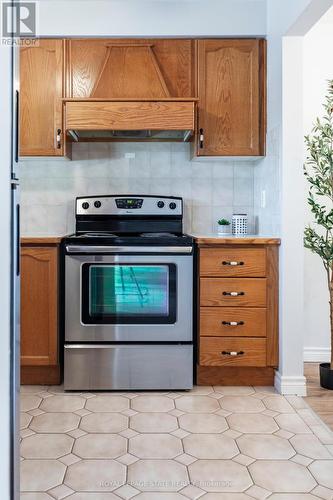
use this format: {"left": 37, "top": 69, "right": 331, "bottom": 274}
{"left": 200, "top": 278, "right": 267, "bottom": 307}
{"left": 200, "top": 248, "right": 266, "bottom": 277}
{"left": 200, "top": 307, "right": 266, "bottom": 337}
{"left": 200, "top": 337, "right": 267, "bottom": 367}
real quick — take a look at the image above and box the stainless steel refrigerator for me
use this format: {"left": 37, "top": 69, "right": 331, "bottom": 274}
{"left": 11, "top": 46, "right": 20, "bottom": 500}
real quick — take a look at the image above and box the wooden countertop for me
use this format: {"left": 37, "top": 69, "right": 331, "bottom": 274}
{"left": 21, "top": 236, "right": 65, "bottom": 245}
{"left": 191, "top": 234, "right": 281, "bottom": 246}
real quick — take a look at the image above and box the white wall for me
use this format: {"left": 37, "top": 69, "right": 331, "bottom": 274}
{"left": 303, "top": 12, "right": 333, "bottom": 361}
{"left": 0, "top": 43, "right": 13, "bottom": 499}
{"left": 20, "top": 144, "right": 255, "bottom": 236}
{"left": 36, "top": 0, "right": 266, "bottom": 37}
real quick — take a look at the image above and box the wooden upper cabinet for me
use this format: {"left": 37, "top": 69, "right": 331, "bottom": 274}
{"left": 66, "top": 39, "right": 195, "bottom": 98}
{"left": 20, "top": 39, "right": 64, "bottom": 156}
{"left": 197, "top": 39, "right": 266, "bottom": 157}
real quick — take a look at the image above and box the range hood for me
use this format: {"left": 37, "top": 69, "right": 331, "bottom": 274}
{"left": 63, "top": 43, "right": 197, "bottom": 142}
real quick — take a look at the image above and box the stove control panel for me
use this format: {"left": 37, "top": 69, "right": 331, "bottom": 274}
{"left": 116, "top": 198, "right": 143, "bottom": 209}
{"left": 76, "top": 195, "right": 182, "bottom": 216}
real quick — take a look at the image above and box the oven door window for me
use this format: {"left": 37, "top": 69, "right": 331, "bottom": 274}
{"left": 81, "top": 264, "right": 176, "bottom": 324}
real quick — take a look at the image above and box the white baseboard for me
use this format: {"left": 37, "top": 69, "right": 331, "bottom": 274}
{"left": 304, "top": 347, "right": 331, "bottom": 363}
{"left": 274, "top": 371, "right": 307, "bottom": 396}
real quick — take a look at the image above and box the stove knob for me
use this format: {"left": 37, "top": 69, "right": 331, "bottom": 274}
{"left": 157, "top": 201, "right": 165, "bottom": 208}
{"left": 169, "top": 202, "right": 177, "bottom": 210}
{"left": 94, "top": 200, "right": 102, "bottom": 208}
{"left": 82, "top": 202, "right": 89, "bottom": 210}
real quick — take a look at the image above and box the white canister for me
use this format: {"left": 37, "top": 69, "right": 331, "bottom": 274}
{"left": 232, "top": 214, "right": 248, "bottom": 235}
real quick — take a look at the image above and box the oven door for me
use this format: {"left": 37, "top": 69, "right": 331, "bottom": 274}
{"left": 65, "top": 253, "right": 193, "bottom": 342}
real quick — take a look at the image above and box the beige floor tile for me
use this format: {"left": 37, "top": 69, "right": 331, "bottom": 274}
{"left": 200, "top": 495, "right": 250, "bottom": 500}
{"left": 227, "top": 414, "right": 278, "bottom": 434}
{"left": 237, "top": 434, "right": 295, "bottom": 460}
{"left": 129, "top": 433, "right": 183, "bottom": 459}
{"left": 117, "top": 453, "right": 139, "bottom": 465}
{"left": 85, "top": 395, "right": 129, "bottom": 412}
{"left": 21, "top": 385, "right": 47, "bottom": 393}
{"left": 21, "top": 459, "right": 66, "bottom": 491}
{"left": 20, "top": 494, "right": 53, "bottom": 500}
{"left": 128, "top": 459, "right": 188, "bottom": 491}
{"left": 20, "top": 412, "right": 32, "bottom": 430}
{"left": 275, "top": 414, "right": 312, "bottom": 434}
{"left": 188, "top": 460, "right": 252, "bottom": 492}
{"left": 309, "top": 460, "right": 333, "bottom": 489}
{"left": 233, "top": 453, "right": 255, "bottom": 466}
{"left": 134, "top": 494, "right": 187, "bottom": 499}
{"left": 175, "top": 396, "right": 220, "bottom": 413}
{"left": 59, "top": 453, "right": 81, "bottom": 466}
{"left": 246, "top": 484, "right": 271, "bottom": 500}
{"left": 48, "top": 483, "right": 74, "bottom": 499}
{"left": 290, "top": 434, "right": 333, "bottom": 459}
{"left": 66, "top": 493, "right": 120, "bottom": 499}
{"left": 73, "top": 434, "right": 127, "bottom": 459}
{"left": 130, "top": 412, "right": 178, "bottom": 433}
{"left": 285, "top": 395, "right": 308, "bottom": 410}
{"left": 253, "top": 386, "right": 278, "bottom": 394}
{"left": 21, "top": 433, "right": 74, "bottom": 459}
{"left": 64, "top": 460, "right": 126, "bottom": 492}
{"left": 310, "top": 424, "right": 333, "bottom": 445}
{"left": 175, "top": 453, "right": 197, "bottom": 465}
{"left": 21, "top": 395, "right": 42, "bottom": 412}
{"left": 67, "top": 429, "right": 86, "bottom": 439}
{"left": 183, "top": 434, "right": 238, "bottom": 459}
{"left": 214, "top": 386, "right": 255, "bottom": 395}
{"left": 249, "top": 460, "right": 316, "bottom": 492}
{"left": 311, "top": 485, "right": 333, "bottom": 500}
{"left": 40, "top": 395, "right": 85, "bottom": 413}
{"left": 131, "top": 396, "right": 175, "bottom": 413}
{"left": 262, "top": 396, "right": 294, "bottom": 413}
{"left": 188, "top": 386, "right": 214, "bottom": 395}
{"left": 291, "top": 454, "right": 313, "bottom": 466}
{"left": 219, "top": 396, "right": 265, "bottom": 413}
{"left": 114, "top": 484, "right": 140, "bottom": 499}
{"left": 180, "top": 483, "right": 206, "bottom": 498}
{"left": 30, "top": 412, "right": 80, "bottom": 433}
{"left": 79, "top": 412, "right": 128, "bottom": 433}
{"left": 269, "top": 496, "right": 322, "bottom": 499}
{"left": 179, "top": 413, "right": 228, "bottom": 433}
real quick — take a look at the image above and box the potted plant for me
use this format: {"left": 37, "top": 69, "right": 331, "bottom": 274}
{"left": 304, "top": 80, "right": 333, "bottom": 389}
{"left": 217, "top": 218, "right": 231, "bottom": 235}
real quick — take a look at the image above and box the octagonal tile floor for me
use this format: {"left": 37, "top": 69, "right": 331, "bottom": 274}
{"left": 20, "top": 385, "right": 333, "bottom": 498}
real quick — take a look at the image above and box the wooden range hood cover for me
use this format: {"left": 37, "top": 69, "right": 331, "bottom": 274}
{"left": 92, "top": 43, "right": 171, "bottom": 99}
{"left": 64, "top": 44, "right": 197, "bottom": 142}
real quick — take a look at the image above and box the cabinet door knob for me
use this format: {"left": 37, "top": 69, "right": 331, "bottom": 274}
{"left": 222, "top": 291, "right": 245, "bottom": 296}
{"left": 222, "top": 321, "right": 245, "bottom": 326}
{"left": 56, "top": 128, "right": 62, "bottom": 149}
{"left": 222, "top": 261, "right": 244, "bottom": 266}
{"left": 221, "top": 351, "right": 245, "bottom": 356}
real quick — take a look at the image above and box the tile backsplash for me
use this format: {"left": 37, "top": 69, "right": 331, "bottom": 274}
{"left": 20, "top": 142, "right": 255, "bottom": 235}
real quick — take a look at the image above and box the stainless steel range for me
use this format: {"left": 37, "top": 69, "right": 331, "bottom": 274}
{"left": 63, "top": 195, "right": 193, "bottom": 390}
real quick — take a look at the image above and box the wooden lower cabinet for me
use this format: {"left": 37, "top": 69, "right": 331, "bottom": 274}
{"left": 21, "top": 240, "right": 61, "bottom": 384}
{"left": 196, "top": 239, "right": 280, "bottom": 386}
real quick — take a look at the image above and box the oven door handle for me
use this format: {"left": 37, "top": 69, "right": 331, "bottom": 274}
{"left": 65, "top": 245, "right": 193, "bottom": 254}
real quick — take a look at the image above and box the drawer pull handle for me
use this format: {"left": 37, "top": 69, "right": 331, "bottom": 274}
{"left": 222, "top": 291, "right": 245, "bottom": 296}
{"left": 221, "top": 350, "right": 245, "bottom": 356}
{"left": 222, "top": 321, "right": 245, "bottom": 326}
{"left": 222, "top": 261, "right": 244, "bottom": 266}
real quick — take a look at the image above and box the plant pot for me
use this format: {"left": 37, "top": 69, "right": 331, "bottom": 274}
{"left": 217, "top": 226, "right": 231, "bottom": 236}
{"left": 319, "top": 362, "right": 333, "bottom": 390}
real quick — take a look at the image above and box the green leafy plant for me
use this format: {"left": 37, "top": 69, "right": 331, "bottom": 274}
{"left": 304, "top": 80, "right": 333, "bottom": 369}
{"left": 217, "top": 218, "right": 231, "bottom": 226}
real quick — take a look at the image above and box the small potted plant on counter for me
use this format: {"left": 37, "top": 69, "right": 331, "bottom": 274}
{"left": 217, "top": 218, "right": 231, "bottom": 236}
{"left": 304, "top": 80, "right": 333, "bottom": 389}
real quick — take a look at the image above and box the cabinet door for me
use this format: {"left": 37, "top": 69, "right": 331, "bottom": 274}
{"left": 197, "top": 39, "right": 266, "bottom": 156}
{"left": 21, "top": 246, "right": 58, "bottom": 366}
{"left": 20, "top": 39, "right": 64, "bottom": 156}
